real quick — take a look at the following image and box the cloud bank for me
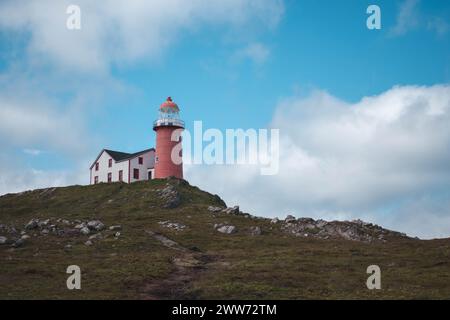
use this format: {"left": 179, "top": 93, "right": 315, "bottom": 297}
{"left": 186, "top": 84, "right": 450, "bottom": 239}
{"left": 0, "top": 0, "right": 284, "bottom": 72}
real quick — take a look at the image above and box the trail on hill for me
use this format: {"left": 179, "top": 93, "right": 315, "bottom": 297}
{"left": 142, "top": 230, "right": 212, "bottom": 299}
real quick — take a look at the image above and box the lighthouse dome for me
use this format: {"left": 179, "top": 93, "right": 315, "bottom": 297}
{"left": 159, "top": 97, "right": 179, "bottom": 113}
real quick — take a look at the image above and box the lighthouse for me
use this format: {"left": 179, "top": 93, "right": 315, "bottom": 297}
{"left": 153, "top": 97, "right": 185, "bottom": 179}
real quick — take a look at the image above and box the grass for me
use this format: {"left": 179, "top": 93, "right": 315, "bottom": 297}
{"left": 1, "top": 179, "right": 450, "bottom": 299}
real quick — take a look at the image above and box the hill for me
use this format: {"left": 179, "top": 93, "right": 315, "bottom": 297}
{"left": 1, "top": 178, "right": 450, "bottom": 299}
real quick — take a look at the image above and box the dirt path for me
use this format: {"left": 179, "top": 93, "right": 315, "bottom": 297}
{"left": 141, "top": 230, "right": 212, "bottom": 299}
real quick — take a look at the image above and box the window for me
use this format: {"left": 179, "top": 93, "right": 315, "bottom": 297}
{"left": 95, "top": 163, "right": 99, "bottom": 171}
{"left": 107, "top": 172, "right": 112, "bottom": 183}
{"left": 138, "top": 156, "right": 143, "bottom": 165}
{"left": 94, "top": 176, "right": 98, "bottom": 184}
{"left": 108, "top": 159, "right": 112, "bottom": 168}
{"left": 119, "top": 170, "right": 123, "bottom": 182}
{"left": 133, "top": 168, "right": 139, "bottom": 180}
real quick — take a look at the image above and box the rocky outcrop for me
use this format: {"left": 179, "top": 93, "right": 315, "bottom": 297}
{"left": 158, "top": 184, "right": 181, "bottom": 209}
{"left": 0, "top": 217, "right": 121, "bottom": 248}
{"left": 214, "top": 224, "right": 237, "bottom": 234}
{"left": 158, "top": 221, "right": 187, "bottom": 231}
{"left": 280, "top": 215, "right": 408, "bottom": 242}
{"left": 249, "top": 226, "right": 262, "bottom": 236}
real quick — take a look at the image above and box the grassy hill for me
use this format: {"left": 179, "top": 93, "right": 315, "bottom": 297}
{"left": 1, "top": 178, "right": 450, "bottom": 300}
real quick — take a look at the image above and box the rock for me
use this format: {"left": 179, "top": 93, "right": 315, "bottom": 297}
{"left": 216, "top": 225, "right": 237, "bottom": 234}
{"left": 41, "top": 229, "right": 49, "bottom": 235}
{"left": 158, "top": 184, "right": 181, "bottom": 209}
{"left": 222, "top": 206, "right": 240, "bottom": 215}
{"left": 270, "top": 218, "right": 279, "bottom": 224}
{"left": 64, "top": 244, "right": 72, "bottom": 250}
{"left": 25, "top": 219, "right": 39, "bottom": 230}
{"left": 114, "top": 232, "right": 121, "bottom": 238}
{"left": 87, "top": 220, "right": 105, "bottom": 231}
{"left": 249, "top": 226, "right": 262, "bottom": 236}
{"left": 21, "top": 235, "right": 31, "bottom": 240}
{"left": 208, "top": 206, "right": 223, "bottom": 213}
{"left": 285, "top": 215, "right": 296, "bottom": 223}
{"left": 89, "top": 233, "right": 102, "bottom": 240}
{"left": 280, "top": 217, "right": 409, "bottom": 242}
{"left": 109, "top": 225, "right": 122, "bottom": 231}
{"left": 38, "top": 219, "right": 50, "bottom": 228}
{"left": 158, "top": 221, "right": 186, "bottom": 231}
{"left": 74, "top": 223, "right": 86, "bottom": 229}
{"left": 0, "top": 236, "right": 7, "bottom": 244}
{"left": 12, "top": 239, "right": 25, "bottom": 248}
{"left": 80, "top": 227, "right": 90, "bottom": 235}
{"left": 84, "top": 240, "right": 93, "bottom": 246}
{"left": 213, "top": 223, "right": 226, "bottom": 230}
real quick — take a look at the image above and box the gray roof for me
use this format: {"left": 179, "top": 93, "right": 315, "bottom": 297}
{"left": 90, "top": 148, "right": 155, "bottom": 168}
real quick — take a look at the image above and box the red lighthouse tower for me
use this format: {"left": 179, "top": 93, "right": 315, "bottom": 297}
{"left": 153, "top": 97, "right": 185, "bottom": 179}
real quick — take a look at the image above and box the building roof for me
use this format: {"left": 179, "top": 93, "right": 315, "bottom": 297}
{"left": 90, "top": 148, "right": 155, "bottom": 169}
{"left": 159, "top": 96, "right": 180, "bottom": 113}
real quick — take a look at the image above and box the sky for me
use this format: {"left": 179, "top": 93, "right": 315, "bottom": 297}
{"left": 0, "top": 0, "right": 449, "bottom": 239}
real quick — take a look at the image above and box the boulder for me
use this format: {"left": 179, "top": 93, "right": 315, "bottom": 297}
{"left": 109, "top": 225, "right": 122, "bottom": 231}
{"left": 216, "top": 225, "right": 237, "bottom": 234}
{"left": 25, "top": 219, "right": 39, "bottom": 230}
{"left": 158, "top": 221, "right": 186, "bottom": 231}
{"left": 12, "top": 239, "right": 25, "bottom": 248}
{"left": 207, "top": 206, "right": 223, "bottom": 213}
{"left": 222, "top": 206, "right": 240, "bottom": 215}
{"left": 80, "top": 227, "right": 90, "bottom": 235}
{"left": 0, "top": 236, "right": 7, "bottom": 244}
{"left": 74, "top": 223, "right": 86, "bottom": 229}
{"left": 87, "top": 220, "right": 105, "bottom": 231}
{"left": 38, "top": 219, "right": 50, "bottom": 228}
{"left": 89, "top": 233, "right": 102, "bottom": 241}
{"left": 84, "top": 240, "right": 93, "bottom": 246}
{"left": 249, "top": 226, "right": 262, "bottom": 236}
{"left": 285, "top": 215, "right": 296, "bottom": 223}
{"left": 158, "top": 184, "right": 181, "bottom": 209}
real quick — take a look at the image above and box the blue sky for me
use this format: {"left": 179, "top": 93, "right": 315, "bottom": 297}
{"left": 0, "top": 0, "right": 449, "bottom": 238}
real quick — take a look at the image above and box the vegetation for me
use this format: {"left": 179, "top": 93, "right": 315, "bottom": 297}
{"left": 0, "top": 179, "right": 449, "bottom": 299}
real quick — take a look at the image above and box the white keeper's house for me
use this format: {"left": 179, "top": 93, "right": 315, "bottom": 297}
{"left": 89, "top": 148, "right": 156, "bottom": 184}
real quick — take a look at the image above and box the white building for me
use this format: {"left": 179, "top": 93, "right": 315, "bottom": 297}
{"left": 89, "top": 148, "right": 155, "bottom": 184}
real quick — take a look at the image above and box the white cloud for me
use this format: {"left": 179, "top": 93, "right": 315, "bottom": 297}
{"left": 0, "top": 158, "right": 87, "bottom": 196}
{"left": 390, "top": 0, "right": 420, "bottom": 36}
{"left": 23, "top": 149, "right": 44, "bottom": 156}
{"left": 427, "top": 17, "right": 449, "bottom": 36}
{"left": 186, "top": 84, "right": 450, "bottom": 239}
{"left": 0, "top": 0, "right": 284, "bottom": 72}
{"left": 232, "top": 43, "right": 270, "bottom": 65}
{"left": 0, "top": 92, "right": 87, "bottom": 154}
{"left": 390, "top": 0, "right": 449, "bottom": 37}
